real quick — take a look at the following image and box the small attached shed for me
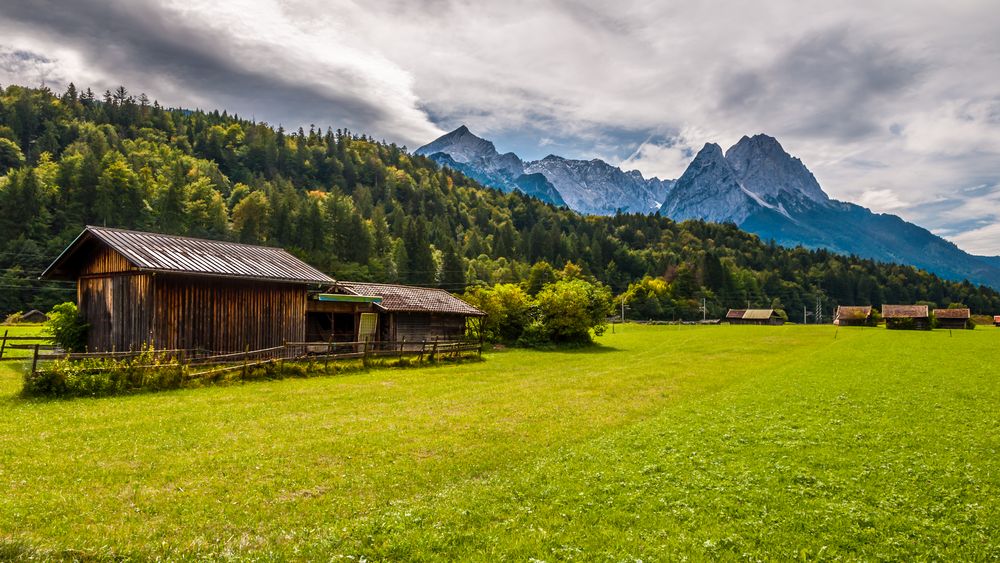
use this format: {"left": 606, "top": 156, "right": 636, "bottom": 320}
{"left": 834, "top": 306, "right": 873, "bottom": 327}
{"left": 725, "top": 309, "right": 784, "bottom": 326}
{"left": 882, "top": 304, "right": 930, "bottom": 330}
{"left": 330, "top": 281, "right": 485, "bottom": 342}
{"left": 41, "top": 226, "right": 334, "bottom": 352}
{"left": 933, "top": 308, "right": 972, "bottom": 330}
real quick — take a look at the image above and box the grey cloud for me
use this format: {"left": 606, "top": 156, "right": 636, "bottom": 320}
{"left": 0, "top": 47, "right": 61, "bottom": 86}
{"left": 0, "top": 0, "right": 432, "bottom": 143}
{"left": 717, "top": 26, "right": 924, "bottom": 140}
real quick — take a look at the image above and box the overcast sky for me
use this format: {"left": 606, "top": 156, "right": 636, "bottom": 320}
{"left": 2, "top": 0, "right": 999, "bottom": 254}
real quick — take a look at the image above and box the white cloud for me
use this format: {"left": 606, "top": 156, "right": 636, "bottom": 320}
{"left": 947, "top": 223, "right": 1000, "bottom": 256}
{"left": 1, "top": 0, "right": 999, "bottom": 251}
{"left": 857, "top": 189, "right": 908, "bottom": 212}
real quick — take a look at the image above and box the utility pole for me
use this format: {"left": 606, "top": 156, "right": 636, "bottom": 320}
{"left": 621, "top": 297, "right": 626, "bottom": 324}
{"left": 803, "top": 305, "right": 808, "bottom": 325}
{"left": 699, "top": 297, "right": 707, "bottom": 321}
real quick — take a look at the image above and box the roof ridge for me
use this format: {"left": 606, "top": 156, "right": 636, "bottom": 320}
{"left": 339, "top": 280, "right": 455, "bottom": 293}
{"left": 85, "top": 225, "right": 296, "bottom": 254}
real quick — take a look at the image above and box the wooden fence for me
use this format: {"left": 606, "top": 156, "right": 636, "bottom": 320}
{"left": 19, "top": 337, "right": 482, "bottom": 378}
{"left": 0, "top": 330, "right": 57, "bottom": 363}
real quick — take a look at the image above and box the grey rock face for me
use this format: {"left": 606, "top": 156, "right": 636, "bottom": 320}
{"left": 523, "top": 155, "right": 670, "bottom": 215}
{"left": 416, "top": 126, "right": 671, "bottom": 214}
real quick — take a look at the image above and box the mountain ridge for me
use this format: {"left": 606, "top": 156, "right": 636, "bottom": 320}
{"left": 417, "top": 126, "right": 1000, "bottom": 288}
{"left": 416, "top": 126, "right": 672, "bottom": 215}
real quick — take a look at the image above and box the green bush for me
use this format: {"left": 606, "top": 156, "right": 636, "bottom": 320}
{"left": 462, "top": 283, "right": 533, "bottom": 343}
{"left": 532, "top": 279, "right": 613, "bottom": 344}
{"left": 44, "top": 302, "right": 88, "bottom": 352}
{"left": 23, "top": 347, "right": 186, "bottom": 398}
{"left": 465, "top": 278, "right": 613, "bottom": 347}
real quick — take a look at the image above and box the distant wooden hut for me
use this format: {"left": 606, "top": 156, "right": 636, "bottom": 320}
{"left": 325, "top": 281, "right": 485, "bottom": 342}
{"left": 18, "top": 310, "right": 48, "bottom": 324}
{"left": 882, "top": 304, "right": 930, "bottom": 330}
{"left": 725, "top": 308, "right": 784, "bottom": 326}
{"left": 834, "top": 305, "right": 873, "bottom": 327}
{"left": 933, "top": 308, "right": 972, "bottom": 330}
{"left": 725, "top": 309, "right": 746, "bottom": 323}
{"left": 994, "top": 315, "right": 1000, "bottom": 327}
{"left": 41, "top": 226, "right": 335, "bottom": 352}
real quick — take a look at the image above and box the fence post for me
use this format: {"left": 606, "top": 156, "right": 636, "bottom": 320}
{"left": 0, "top": 329, "right": 7, "bottom": 361}
{"left": 30, "top": 343, "right": 39, "bottom": 376}
{"left": 431, "top": 341, "right": 438, "bottom": 362}
{"left": 242, "top": 344, "right": 249, "bottom": 379}
{"left": 399, "top": 337, "right": 405, "bottom": 361}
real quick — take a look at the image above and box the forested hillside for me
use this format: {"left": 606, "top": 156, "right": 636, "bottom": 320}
{"left": 1, "top": 84, "right": 998, "bottom": 318}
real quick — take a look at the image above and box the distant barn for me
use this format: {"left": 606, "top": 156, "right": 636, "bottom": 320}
{"left": 18, "top": 310, "right": 48, "bottom": 324}
{"left": 42, "top": 226, "right": 334, "bottom": 352}
{"left": 882, "top": 304, "right": 930, "bottom": 330}
{"left": 326, "top": 281, "right": 485, "bottom": 342}
{"left": 995, "top": 315, "right": 1000, "bottom": 327}
{"left": 933, "top": 308, "right": 972, "bottom": 330}
{"left": 725, "top": 309, "right": 784, "bottom": 325}
{"left": 834, "top": 306, "right": 874, "bottom": 327}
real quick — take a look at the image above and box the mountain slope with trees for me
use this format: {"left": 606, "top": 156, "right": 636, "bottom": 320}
{"left": 1, "top": 84, "right": 998, "bottom": 319}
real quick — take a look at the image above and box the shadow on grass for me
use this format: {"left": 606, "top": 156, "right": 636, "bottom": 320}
{"left": 518, "top": 343, "right": 620, "bottom": 354}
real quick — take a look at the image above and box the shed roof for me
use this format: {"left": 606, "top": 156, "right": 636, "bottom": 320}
{"left": 42, "top": 226, "right": 334, "bottom": 285}
{"left": 933, "top": 308, "right": 970, "bottom": 319}
{"left": 334, "top": 281, "right": 485, "bottom": 316}
{"left": 836, "top": 306, "right": 872, "bottom": 320}
{"left": 725, "top": 309, "right": 746, "bottom": 319}
{"left": 742, "top": 309, "right": 776, "bottom": 320}
{"left": 882, "top": 304, "right": 929, "bottom": 319}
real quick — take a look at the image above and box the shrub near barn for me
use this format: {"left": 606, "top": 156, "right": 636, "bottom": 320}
{"left": 463, "top": 274, "right": 612, "bottom": 347}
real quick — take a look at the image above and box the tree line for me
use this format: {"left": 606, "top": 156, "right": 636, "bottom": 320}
{"left": 1, "top": 83, "right": 999, "bottom": 319}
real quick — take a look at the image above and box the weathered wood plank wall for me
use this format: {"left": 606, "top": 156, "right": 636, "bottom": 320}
{"left": 75, "top": 246, "right": 307, "bottom": 353}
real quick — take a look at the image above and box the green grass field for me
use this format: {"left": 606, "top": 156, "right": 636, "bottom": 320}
{"left": 1, "top": 324, "right": 998, "bottom": 560}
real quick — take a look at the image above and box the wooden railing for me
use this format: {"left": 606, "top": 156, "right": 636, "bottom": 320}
{"left": 21, "top": 338, "right": 483, "bottom": 377}
{"left": 0, "top": 330, "right": 57, "bottom": 363}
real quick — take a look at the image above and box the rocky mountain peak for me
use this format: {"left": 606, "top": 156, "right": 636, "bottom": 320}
{"left": 415, "top": 125, "right": 498, "bottom": 164}
{"left": 724, "top": 134, "right": 829, "bottom": 206}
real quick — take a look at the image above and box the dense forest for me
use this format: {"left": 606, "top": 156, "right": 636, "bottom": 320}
{"left": 1, "top": 83, "right": 998, "bottom": 319}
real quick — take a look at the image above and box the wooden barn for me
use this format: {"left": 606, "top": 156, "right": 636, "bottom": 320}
{"left": 725, "top": 309, "right": 785, "bottom": 325}
{"left": 933, "top": 308, "right": 972, "bottom": 330}
{"left": 41, "top": 226, "right": 335, "bottom": 352}
{"left": 834, "top": 305, "right": 874, "bottom": 327}
{"left": 882, "top": 304, "right": 930, "bottom": 330}
{"left": 18, "top": 310, "right": 48, "bottom": 324}
{"left": 324, "top": 281, "right": 485, "bottom": 343}
{"left": 994, "top": 315, "right": 1000, "bottom": 327}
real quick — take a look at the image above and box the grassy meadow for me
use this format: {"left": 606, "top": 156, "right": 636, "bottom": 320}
{"left": 0, "top": 324, "right": 998, "bottom": 560}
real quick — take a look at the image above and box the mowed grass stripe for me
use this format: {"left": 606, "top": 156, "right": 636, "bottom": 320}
{"left": 1, "top": 325, "right": 795, "bottom": 557}
{"left": 1, "top": 325, "right": 997, "bottom": 560}
{"left": 325, "top": 327, "right": 998, "bottom": 561}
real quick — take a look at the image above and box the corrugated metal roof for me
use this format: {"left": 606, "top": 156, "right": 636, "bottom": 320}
{"left": 933, "top": 308, "right": 970, "bottom": 319}
{"left": 741, "top": 309, "right": 776, "bottom": 320}
{"left": 43, "top": 226, "right": 334, "bottom": 285}
{"left": 335, "top": 281, "right": 485, "bottom": 316}
{"left": 882, "top": 304, "right": 929, "bottom": 318}
{"left": 725, "top": 309, "right": 746, "bottom": 319}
